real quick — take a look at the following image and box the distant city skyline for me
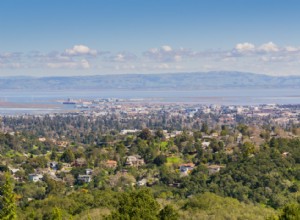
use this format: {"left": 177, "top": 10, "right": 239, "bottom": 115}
{"left": 1, "top": 0, "right": 300, "bottom": 76}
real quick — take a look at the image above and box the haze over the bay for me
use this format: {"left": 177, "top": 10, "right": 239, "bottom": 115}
{"left": 1, "top": 72, "right": 300, "bottom": 91}
{"left": 1, "top": 0, "right": 300, "bottom": 77}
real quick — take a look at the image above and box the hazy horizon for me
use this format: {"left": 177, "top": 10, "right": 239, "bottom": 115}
{"left": 0, "top": 70, "right": 291, "bottom": 78}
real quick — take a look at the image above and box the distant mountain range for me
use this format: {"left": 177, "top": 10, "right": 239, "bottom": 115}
{"left": 1, "top": 72, "right": 300, "bottom": 91}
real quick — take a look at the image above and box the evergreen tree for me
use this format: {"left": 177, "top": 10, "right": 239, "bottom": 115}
{"left": 50, "top": 150, "right": 58, "bottom": 160}
{"left": 279, "top": 203, "right": 300, "bottom": 220}
{"left": 158, "top": 205, "right": 179, "bottom": 220}
{"left": 107, "top": 189, "right": 160, "bottom": 220}
{"left": 0, "top": 172, "right": 17, "bottom": 220}
{"left": 201, "top": 122, "right": 209, "bottom": 134}
{"left": 52, "top": 207, "right": 62, "bottom": 220}
{"left": 138, "top": 128, "right": 152, "bottom": 140}
{"left": 61, "top": 149, "right": 75, "bottom": 163}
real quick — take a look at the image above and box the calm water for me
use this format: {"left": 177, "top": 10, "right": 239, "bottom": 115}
{"left": 0, "top": 88, "right": 299, "bottom": 114}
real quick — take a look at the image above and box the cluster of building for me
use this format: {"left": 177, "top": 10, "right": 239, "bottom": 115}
{"left": 15, "top": 155, "right": 145, "bottom": 185}
{"left": 60, "top": 99, "right": 300, "bottom": 127}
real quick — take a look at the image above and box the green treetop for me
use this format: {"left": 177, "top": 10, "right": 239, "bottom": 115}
{"left": 0, "top": 172, "right": 17, "bottom": 220}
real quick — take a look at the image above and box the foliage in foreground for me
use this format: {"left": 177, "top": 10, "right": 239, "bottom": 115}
{"left": 15, "top": 186, "right": 277, "bottom": 220}
{"left": 0, "top": 172, "right": 17, "bottom": 220}
{"left": 106, "top": 188, "right": 179, "bottom": 220}
{"left": 181, "top": 192, "right": 276, "bottom": 220}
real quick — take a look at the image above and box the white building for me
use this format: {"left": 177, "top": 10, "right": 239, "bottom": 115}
{"left": 28, "top": 174, "right": 43, "bottom": 182}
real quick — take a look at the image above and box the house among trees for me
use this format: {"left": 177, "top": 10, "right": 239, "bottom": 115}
{"left": 105, "top": 160, "right": 118, "bottom": 168}
{"left": 57, "top": 140, "right": 69, "bottom": 147}
{"left": 125, "top": 155, "right": 145, "bottom": 167}
{"left": 179, "top": 163, "right": 195, "bottom": 175}
{"left": 28, "top": 174, "right": 43, "bottom": 182}
{"left": 120, "top": 129, "right": 140, "bottom": 135}
{"left": 9, "top": 168, "right": 21, "bottom": 181}
{"left": 77, "top": 174, "right": 92, "bottom": 183}
{"left": 9, "top": 168, "right": 19, "bottom": 175}
{"left": 282, "top": 152, "right": 290, "bottom": 157}
{"left": 48, "top": 161, "right": 58, "bottom": 170}
{"left": 207, "top": 165, "right": 224, "bottom": 175}
{"left": 85, "top": 168, "right": 93, "bottom": 175}
{"left": 38, "top": 137, "right": 46, "bottom": 142}
{"left": 202, "top": 141, "right": 210, "bottom": 149}
{"left": 137, "top": 178, "right": 147, "bottom": 186}
{"left": 74, "top": 158, "right": 87, "bottom": 167}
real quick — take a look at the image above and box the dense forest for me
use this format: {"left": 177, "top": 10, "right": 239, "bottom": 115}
{"left": 0, "top": 114, "right": 300, "bottom": 219}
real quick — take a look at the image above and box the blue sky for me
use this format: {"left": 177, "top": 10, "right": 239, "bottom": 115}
{"left": 1, "top": 0, "right": 300, "bottom": 76}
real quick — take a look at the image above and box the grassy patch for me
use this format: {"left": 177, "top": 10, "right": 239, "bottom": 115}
{"left": 160, "top": 141, "right": 168, "bottom": 150}
{"left": 5, "top": 150, "right": 17, "bottom": 158}
{"left": 32, "top": 145, "right": 39, "bottom": 150}
{"left": 73, "top": 208, "right": 111, "bottom": 220}
{"left": 166, "top": 156, "right": 183, "bottom": 165}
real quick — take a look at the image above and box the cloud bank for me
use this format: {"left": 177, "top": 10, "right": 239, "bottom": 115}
{"left": 1, "top": 42, "right": 300, "bottom": 76}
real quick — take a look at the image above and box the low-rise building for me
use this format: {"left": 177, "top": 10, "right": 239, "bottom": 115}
{"left": 85, "top": 168, "right": 93, "bottom": 175}
{"left": 179, "top": 163, "right": 195, "bottom": 175}
{"left": 137, "top": 178, "right": 147, "bottom": 186}
{"left": 207, "top": 165, "right": 224, "bottom": 175}
{"left": 202, "top": 141, "right": 210, "bottom": 149}
{"left": 77, "top": 174, "right": 92, "bottom": 183}
{"left": 48, "top": 161, "right": 58, "bottom": 170}
{"left": 74, "top": 158, "right": 87, "bottom": 167}
{"left": 125, "top": 155, "right": 145, "bottom": 167}
{"left": 105, "top": 160, "right": 118, "bottom": 168}
{"left": 28, "top": 174, "right": 43, "bottom": 182}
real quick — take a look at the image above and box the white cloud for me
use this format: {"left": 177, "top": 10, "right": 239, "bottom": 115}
{"left": 228, "top": 41, "right": 287, "bottom": 58}
{"left": 114, "top": 54, "right": 125, "bottom": 62}
{"left": 228, "top": 43, "right": 256, "bottom": 57}
{"left": 64, "top": 45, "right": 97, "bottom": 56}
{"left": 107, "top": 52, "right": 137, "bottom": 63}
{"left": 161, "top": 45, "right": 173, "bottom": 52}
{"left": 2, "top": 42, "right": 300, "bottom": 76}
{"left": 80, "top": 59, "right": 90, "bottom": 68}
{"left": 258, "top": 42, "right": 279, "bottom": 53}
{"left": 0, "top": 52, "right": 23, "bottom": 69}
{"left": 149, "top": 48, "right": 158, "bottom": 53}
{"left": 24, "top": 48, "right": 95, "bottom": 69}
{"left": 144, "top": 46, "right": 196, "bottom": 62}
{"left": 235, "top": 42, "right": 255, "bottom": 52}
{"left": 285, "top": 46, "right": 299, "bottom": 52}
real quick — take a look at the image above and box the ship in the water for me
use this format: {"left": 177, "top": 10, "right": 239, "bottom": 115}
{"left": 63, "top": 98, "right": 76, "bottom": 105}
